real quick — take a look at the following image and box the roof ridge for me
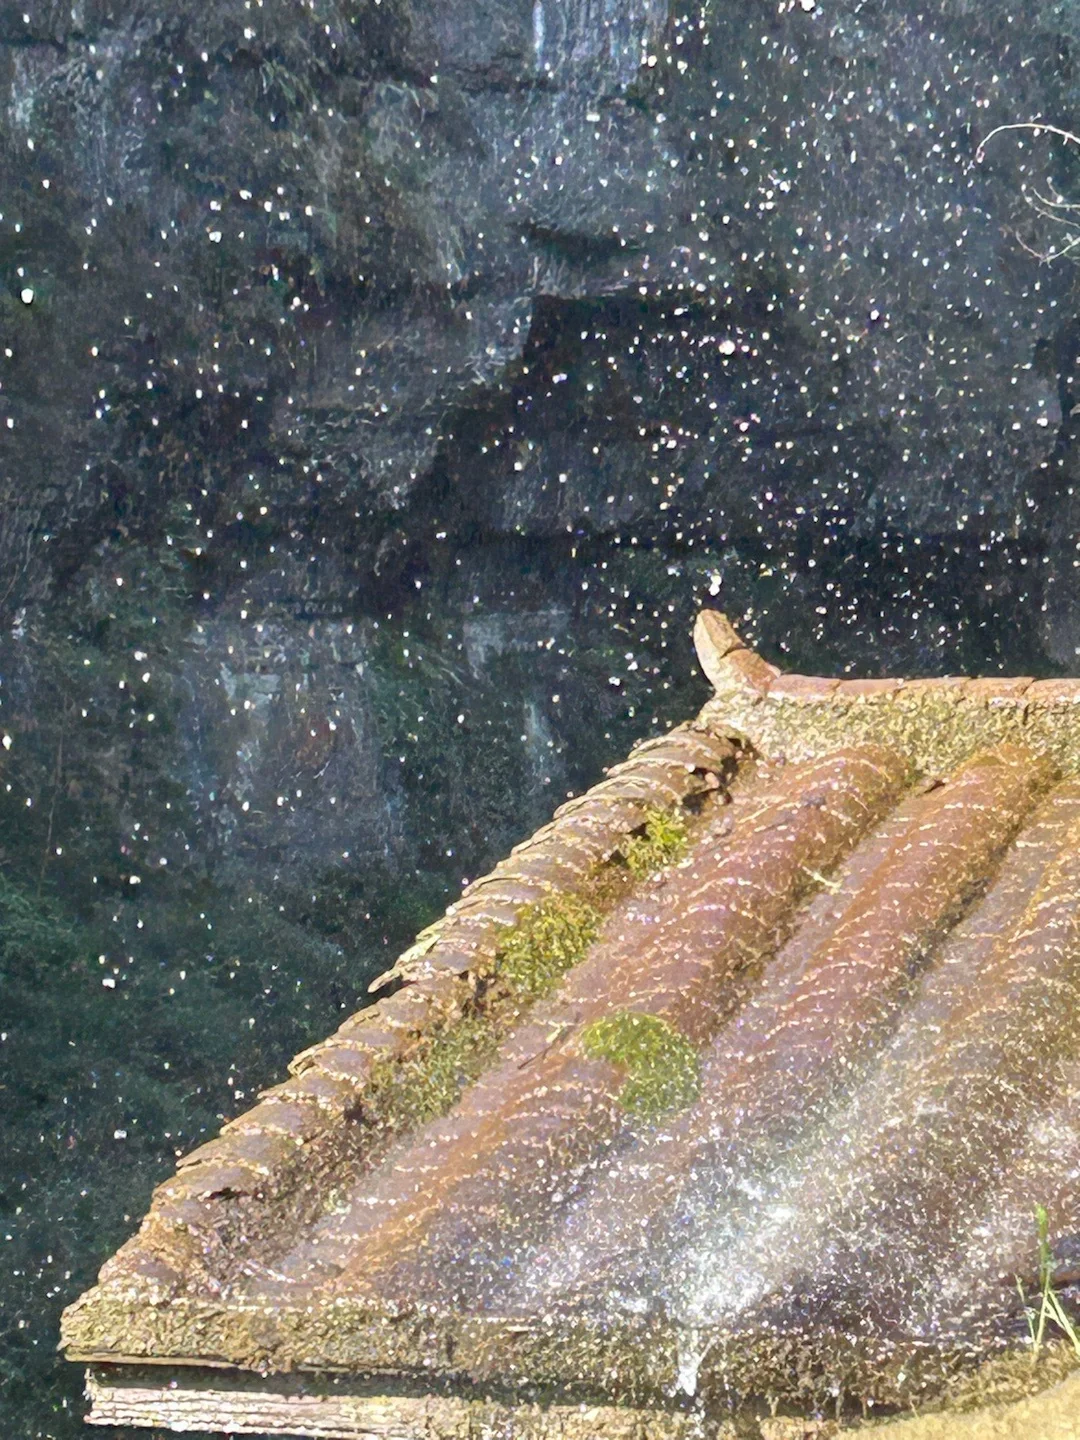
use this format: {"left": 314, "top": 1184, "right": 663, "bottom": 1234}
{"left": 694, "top": 608, "right": 1080, "bottom": 774}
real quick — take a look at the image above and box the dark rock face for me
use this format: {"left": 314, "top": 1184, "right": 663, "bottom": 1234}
{"left": 3, "top": 0, "right": 1080, "bottom": 651}
{"left": 4, "top": 0, "right": 1080, "bottom": 1430}
{"left": 4, "top": 0, "right": 1080, "bottom": 899}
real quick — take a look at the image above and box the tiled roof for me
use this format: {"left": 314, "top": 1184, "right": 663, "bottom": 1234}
{"left": 63, "top": 614, "right": 1080, "bottom": 1435}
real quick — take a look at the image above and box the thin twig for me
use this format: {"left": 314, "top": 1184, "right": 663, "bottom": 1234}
{"left": 976, "top": 124, "right": 1080, "bottom": 262}
{"left": 1013, "top": 227, "right": 1080, "bottom": 264}
{"left": 38, "top": 706, "right": 67, "bottom": 893}
{"left": 976, "top": 121, "right": 1080, "bottom": 164}
{"left": 1027, "top": 185, "right": 1080, "bottom": 212}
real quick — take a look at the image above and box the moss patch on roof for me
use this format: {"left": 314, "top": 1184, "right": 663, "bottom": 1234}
{"left": 358, "top": 892, "right": 602, "bottom": 1137}
{"left": 581, "top": 1010, "right": 701, "bottom": 1118}
{"left": 353, "top": 805, "right": 696, "bottom": 1142}
{"left": 496, "top": 891, "right": 605, "bottom": 1001}
{"left": 621, "top": 806, "right": 690, "bottom": 880}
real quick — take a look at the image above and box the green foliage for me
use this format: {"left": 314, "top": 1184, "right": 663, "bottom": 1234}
{"left": 1017, "top": 1205, "right": 1080, "bottom": 1359}
{"left": 0, "top": 872, "right": 79, "bottom": 975}
{"left": 0, "top": 847, "right": 358, "bottom": 1427}
{"left": 291, "top": 860, "right": 450, "bottom": 966}
{"left": 621, "top": 806, "right": 689, "bottom": 879}
{"left": 581, "top": 1010, "right": 701, "bottom": 1119}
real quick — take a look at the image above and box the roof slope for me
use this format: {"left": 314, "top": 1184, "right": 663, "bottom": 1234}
{"left": 63, "top": 614, "right": 1080, "bottom": 1430}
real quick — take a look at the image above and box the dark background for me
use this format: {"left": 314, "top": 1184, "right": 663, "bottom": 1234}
{"left": 2, "top": 0, "right": 1080, "bottom": 1431}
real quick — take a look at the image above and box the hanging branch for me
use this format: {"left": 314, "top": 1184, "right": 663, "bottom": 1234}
{"left": 977, "top": 122, "right": 1080, "bottom": 263}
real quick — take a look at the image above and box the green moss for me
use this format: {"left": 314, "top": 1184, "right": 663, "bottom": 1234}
{"left": 705, "top": 680, "right": 1080, "bottom": 780}
{"left": 349, "top": 811, "right": 695, "bottom": 1153}
{"left": 365, "top": 1012, "right": 502, "bottom": 1134}
{"left": 359, "top": 890, "right": 606, "bottom": 1139}
{"left": 581, "top": 1011, "right": 701, "bottom": 1119}
{"left": 495, "top": 892, "right": 603, "bottom": 1000}
{"left": 620, "top": 806, "right": 689, "bottom": 879}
